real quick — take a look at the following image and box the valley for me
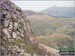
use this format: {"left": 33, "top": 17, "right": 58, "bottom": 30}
{"left": 28, "top": 14, "right": 75, "bottom": 51}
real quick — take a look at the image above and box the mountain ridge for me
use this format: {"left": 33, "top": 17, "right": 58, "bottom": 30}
{"left": 40, "top": 6, "right": 75, "bottom": 18}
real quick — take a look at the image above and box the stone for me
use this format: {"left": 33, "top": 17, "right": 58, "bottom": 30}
{"left": 3, "top": 29, "right": 11, "bottom": 38}
{"left": 9, "top": 22, "right": 13, "bottom": 30}
{"left": 12, "top": 32, "right": 17, "bottom": 38}
{"left": 4, "top": 20, "right": 9, "bottom": 27}
{"left": 14, "top": 22, "right": 18, "bottom": 30}
{"left": 8, "top": 39, "right": 12, "bottom": 43}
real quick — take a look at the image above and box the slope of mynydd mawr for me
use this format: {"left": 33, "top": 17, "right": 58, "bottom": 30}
{"left": 0, "top": 0, "right": 60, "bottom": 56}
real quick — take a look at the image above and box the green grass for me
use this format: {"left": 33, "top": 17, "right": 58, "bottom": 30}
{"left": 13, "top": 39, "right": 23, "bottom": 45}
{"left": 38, "top": 34, "right": 74, "bottom": 51}
{"left": 29, "top": 14, "right": 75, "bottom": 51}
{"left": 19, "top": 22, "right": 24, "bottom": 28}
{"left": 24, "top": 44, "right": 33, "bottom": 53}
{"left": 24, "top": 44, "right": 39, "bottom": 54}
{"left": 29, "top": 15, "right": 75, "bottom": 37}
{"left": 30, "top": 32, "right": 36, "bottom": 38}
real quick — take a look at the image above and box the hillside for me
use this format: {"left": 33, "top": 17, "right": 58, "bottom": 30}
{"left": 29, "top": 14, "right": 75, "bottom": 36}
{"left": 28, "top": 14, "right": 75, "bottom": 51}
{"left": 0, "top": 0, "right": 59, "bottom": 56}
{"left": 38, "top": 34, "right": 74, "bottom": 51}
{"left": 40, "top": 6, "right": 75, "bottom": 18}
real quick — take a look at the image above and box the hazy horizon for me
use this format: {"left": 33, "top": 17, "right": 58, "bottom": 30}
{"left": 12, "top": 1, "right": 74, "bottom": 12}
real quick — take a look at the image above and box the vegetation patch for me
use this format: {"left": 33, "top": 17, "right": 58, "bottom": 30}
{"left": 12, "top": 29, "right": 16, "bottom": 32}
{"left": 24, "top": 44, "right": 33, "bottom": 53}
{"left": 13, "top": 39, "right": 23, "bottom": 45}
{"left": 19, "top": 22, "right": 24, "bottom": 28}
{"left": 38, "top": 34, "right": 74, "bottom": 51}
{"left": 30, "top": 32, "right": 36, "bottom": 38}
{"left": 10, "top": 17, "right": 17, "bottom": 24}
{"left": 24, "top": 44, "right": 39, "bottom": 55}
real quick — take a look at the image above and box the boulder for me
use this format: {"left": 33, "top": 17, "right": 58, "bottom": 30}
{"left": 3, "top": 29, "right": 11, "bottom": 38}
{"left": 12, "top": 32, "right": 17, "bottom": 38}
{"left": 9, "top": 22, "right": 13, "bottom": 30}
{"left": 14, "top": 22, "right": 18, "bottom": 30}
{"left": 4, "top": 20, "right": 9, "bottom": 28}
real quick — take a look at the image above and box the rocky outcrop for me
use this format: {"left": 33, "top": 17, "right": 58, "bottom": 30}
{"left": 0, "top": 0, "right": 33, "bottom": 56}
{"left": 0, "top": 0, "right": 60, "bottom": 56}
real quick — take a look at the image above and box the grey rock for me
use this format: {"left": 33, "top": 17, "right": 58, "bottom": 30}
{"left": 4, "top": 20, "right": 9, "bottom": 27}
{"left": 14, "top": 22, "right": 18, "bottom": 30}
{"left": 3, "top": 29, "right": 11, "bottom": 38}
{"left": 12, "top": 32, "right": 17, "bottom": 38}
{"left": 9, "top": 22, "right": 13, "bottom": 30}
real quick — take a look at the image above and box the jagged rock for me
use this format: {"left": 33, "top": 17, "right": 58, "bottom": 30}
{"left": 14, "top": 22, "right": 18, "bottom": 30}
{"left": 9, "top": 22, "right": 13, "bottom": 30}
{"left": 3, "top": 29, "right": 11, "bottom": 38}
{"left": 9, "top": 45, "right": 25, "bottom": 56}
{"left": 12, "top": 32, "right": 17, "bottom": 38}
{"left": 4, "top": 20, "right": 9, "bottom": 27}
{"left": 8, "top": 38, "right": 12, "bottom": 43}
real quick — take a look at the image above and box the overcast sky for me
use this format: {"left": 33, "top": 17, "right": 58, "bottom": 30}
{"left": 12, "top": 1, "right": 74, "bottom": 11}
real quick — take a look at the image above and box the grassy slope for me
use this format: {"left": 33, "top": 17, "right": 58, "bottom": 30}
{"left": 29, "top": 14, "right": 75, "bottom": 51}
{"left": 29, "top": 15, "right": 75, "bottom": 36}
{"left": 38, "top": 34, "right": 74, "bottom": 51}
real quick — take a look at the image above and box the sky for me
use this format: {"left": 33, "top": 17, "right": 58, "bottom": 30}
{"left": 12, "top": 1, "right": 74, "bottom": 12}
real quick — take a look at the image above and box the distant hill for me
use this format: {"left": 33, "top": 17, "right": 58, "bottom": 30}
{"left": 23, "top": 10, "right": 44, "bottom": 16}
{"left": 23, "top": 10, "right": 37, "bottom": 16}
{"left": 40, "top": 6, "right": 75, "bottom": 18}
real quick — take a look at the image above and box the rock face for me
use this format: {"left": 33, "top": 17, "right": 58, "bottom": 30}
{"left": 0, "top": 0, "right": 59, "bottom": 56}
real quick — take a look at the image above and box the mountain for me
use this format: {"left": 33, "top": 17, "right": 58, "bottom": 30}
{"left": 40, "top": 6, "right": 75, "bottom": 18}
{"left": 0, "top": 0, "right": 59, "bottom": 56}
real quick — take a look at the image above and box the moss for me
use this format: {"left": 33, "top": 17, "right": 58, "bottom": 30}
{"left": 30, "top": 32, "right": 36, "bottom": 38}
{"left": 24, "top": 44, "right": 39, "bottom": 55}
{"left": 1, "top": 31, "right": 5, "bottom": 37}
{"left": 19, "top": 22, "right": 24, "bottom": 28}
{"left": 10, "top": 17, "right": 17, "bottom": 23}
{"left": 33, "top": 49, "right": 39, "bottom": 55}
{"left": 1, "top": 38, "right": 11, "bottom": 47}
{"left": 13, "top": 39, "right": 23, "bottom": 45}
{"left": 24, "top": 44, "right": 33, "bottom": 53}
{"left": 12, "top": 29, "right": 16, "bottom": 32}
{"left": 10, "top": 17, "right": 17, "bottom": 24}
